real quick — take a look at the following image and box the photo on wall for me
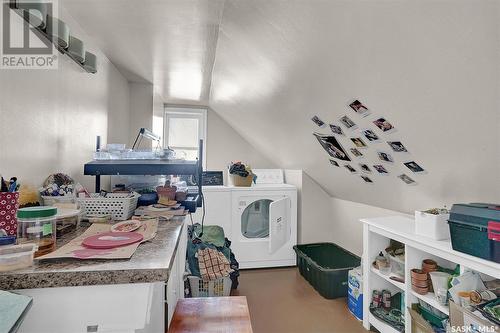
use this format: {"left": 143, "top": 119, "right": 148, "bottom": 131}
{"left": 398, "top": 173, "right": 417, "bottom": 185}
{"left": 348, "top": 99, "right": 371, "bottom": 117}
{"left": 361, "top": 175, "right": 374, "bottom": 183}
{"left": 329, "top": 159, "right": 340, "bottom": 167}
{"left": 350, "top": 148, "right": 364, "bottom": 158}
{"left": 387, "top": 141, "right": 408, "bottom": 153}
{"left": 359, "top": 164, "right": 372, "bottom": 173}
{"left": 351, "top": 137, "right": 368, "bottom": 149}
{"left": 362, "top": 129, "right": 380, "bottom": 142}
{"left": 339, "top": 115, "right": 358, "bottom": 130}
{"left": 373, "top": 164, "right": 389, "bottom": 175}
{"left": 344, "top": 164, "right": 358, "bottom": 174}
{"left": 373, "top": 117, "right": 396, "bottom": 133}
{"left": 377, "top": 151, "right": 394, "bottom": 163}
{"left": 329, "top": 124, "right": 344, "bottom": 135}
{"left": 404, "top": 161, "right": 426, "bottom": 174}
{"left": 313, "top": 133, "right": 351, "bottom": 161}
{"left": 311, "top": 115, "right": 326, "bottom": 127}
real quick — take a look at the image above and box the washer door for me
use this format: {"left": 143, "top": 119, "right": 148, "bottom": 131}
{"left": 269, "top": 197, "right": 291, "bottom": 254}
{"left": 241, "top": 199, "right": 272, "bottom": 238}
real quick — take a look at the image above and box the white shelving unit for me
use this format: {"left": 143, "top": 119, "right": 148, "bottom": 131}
{"left": 361, "top": 216, "right": 500, "bottom": 333}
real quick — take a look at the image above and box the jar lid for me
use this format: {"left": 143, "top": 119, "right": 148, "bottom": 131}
{"left": 17, "top": 206, "right": 57, "bottom": 219}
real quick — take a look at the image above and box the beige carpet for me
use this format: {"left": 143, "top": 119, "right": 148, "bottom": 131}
{"left": 232, "top": 267, "right": 368, "bottom": 333}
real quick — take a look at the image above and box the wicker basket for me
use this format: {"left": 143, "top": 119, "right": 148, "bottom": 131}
{"left": 229, "top": 173, "right": 253, "bottom": 187}
{"left": 188, "top": 276, "right": 231, "bottom": 297}
{"left": 77, "top": 192, "right": 140, "bottom": 220}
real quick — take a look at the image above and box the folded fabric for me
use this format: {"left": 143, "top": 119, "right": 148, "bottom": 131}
{"left": 193, "top": 224, "right": 226, "bottom": 248}
{"left": 198, "top": 247, "right": 233, "bottom": 280}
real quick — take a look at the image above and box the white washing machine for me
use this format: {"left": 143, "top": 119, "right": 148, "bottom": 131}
{"left": 230, "top": 183, "right": 297, "bottom": 269}
{"left": 191, "top": 170, "right": 297, "bottom": 269}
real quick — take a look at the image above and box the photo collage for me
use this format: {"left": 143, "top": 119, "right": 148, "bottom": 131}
{"left": 311, "top": 99, "right": 426, "bottom": 185}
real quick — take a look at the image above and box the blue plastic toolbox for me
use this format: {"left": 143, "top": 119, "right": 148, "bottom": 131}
{"left": 448, "top": 203, "right": 500, "bottom": 263}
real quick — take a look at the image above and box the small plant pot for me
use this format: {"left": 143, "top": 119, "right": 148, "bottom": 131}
{"left": 411, "top": 268, "right": 428, "bottom": 281}
{"left": 412, "top": 284, "right": 429, "bottom": 295}
{"left": 411, "top": 278, "right": 429, "bottom": 288}
{"left": 422, "top": 259, "right": 438, "bottom": 272}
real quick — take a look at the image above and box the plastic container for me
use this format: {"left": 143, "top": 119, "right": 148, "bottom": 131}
{"left": 293, "top": 243, "right": 361, "bottom": 299}
{"left": 188, "top": 276, "right": 231, "bottom": 297}
{"left": 388, "top": 253, "right": 405, "bottom": 277}
{"left": 16, "top": 206, "right": 57, "bottom": 258}
{"left": 448, "top": 203, "right": 500, "bottom": 263}
{"left": 415, "top": 210, "right": 450, "bottom": 240}
{"left": 0, "top": 244, "right": 36, "bottom": 272}
{"left": 78, "top": 193, "right": 140, "bottom": 220}
{"left": 55, "top": 208, "right": 82, "bottom": 236}
{"left": 376, "top": 251, "right": 391, "bottom": 275}
{"left": 418, "top": 303, "right": 448, "bottom": 328}
{"left": 41, "top": 195, "right": 77, "bottom": 206}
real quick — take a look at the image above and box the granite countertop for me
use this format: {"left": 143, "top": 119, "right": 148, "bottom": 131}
{"left": 0, "top": 217, "right": 185, "bottom": 290}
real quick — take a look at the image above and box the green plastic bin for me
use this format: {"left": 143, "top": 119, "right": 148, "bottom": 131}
{"left": 293, "top": 243, "right": 360, "bottom": 299}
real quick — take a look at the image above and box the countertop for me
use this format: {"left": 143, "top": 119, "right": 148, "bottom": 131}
{"left": 0, "top": 217, "right": 185, "bottom": 290}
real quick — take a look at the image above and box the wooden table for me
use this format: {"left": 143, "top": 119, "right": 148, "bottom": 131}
{"left": 169, "top": 296, "right": 253, "bottom": 333}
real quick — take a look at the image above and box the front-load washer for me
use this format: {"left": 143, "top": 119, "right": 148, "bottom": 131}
{"left": 230, "top": 184, "right": 297, "bottom": 269}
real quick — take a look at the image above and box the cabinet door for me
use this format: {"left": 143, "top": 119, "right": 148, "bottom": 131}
{"left": 269, "top": 197, "right": 291, "bottom": 254}
{"left": 166, "top": 252, "right": 179, "bottom": 328}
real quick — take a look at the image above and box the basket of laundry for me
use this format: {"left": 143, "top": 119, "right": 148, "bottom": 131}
{"left": 186, "top": 224, "right": 240, "bottom": 297}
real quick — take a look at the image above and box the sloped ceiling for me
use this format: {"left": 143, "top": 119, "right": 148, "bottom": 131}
{"left": 63, "top": 0, "right": 500, "bottom": 212}
{"left": 209, "top": 0, "right": 500, "bottom": 212}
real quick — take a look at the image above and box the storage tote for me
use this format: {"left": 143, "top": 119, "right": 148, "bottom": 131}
{"left": 77, "top": 192, "right": 140, "bottom": 220}
{"left": 448, "top": 203, "right": 500, "bottom": 263}
{"left": 188, "top": 276, "right": 231, "bottom": 297}
{"left": 293, "top": 243, "right": 360, "bottom": 299}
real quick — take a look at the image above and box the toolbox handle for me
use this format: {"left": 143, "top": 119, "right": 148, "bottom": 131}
{"left": 487, "top": 221, "right": 500, "bottom": 241}
{"left": 448, "top": 219, "right": 486, "bottom": 231}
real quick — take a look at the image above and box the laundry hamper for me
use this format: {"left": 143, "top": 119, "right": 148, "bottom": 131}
{"left": 188, "top": 276, "right": 231, "bottom": 297}
{"left": 77, "top": 192, "right": 140, "bottom": 220}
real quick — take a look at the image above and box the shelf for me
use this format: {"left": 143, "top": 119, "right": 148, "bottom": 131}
{"left": 84, "top": 160, "right": 199, "bottom": 176}
{"left": 369, "top": 313, "right": 401, "bottom": 333}
{"left": 410, "top": 290, "right": 449, "bottom": 316}
{"left": 370, "top": 267, "right": 405, "bottom": 290}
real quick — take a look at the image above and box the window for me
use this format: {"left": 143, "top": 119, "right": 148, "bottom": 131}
{"left": 164, "top": 106, "right": 207, "bottom": 168}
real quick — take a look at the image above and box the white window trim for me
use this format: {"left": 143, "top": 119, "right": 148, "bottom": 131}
{"left": 164, "top": 106, "right": 207, "bottom": 169}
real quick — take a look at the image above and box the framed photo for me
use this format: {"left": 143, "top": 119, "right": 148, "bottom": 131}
{"left": 398, "top": 173, "right": 417, "bottom": 185}
{"left": 329, "top": 124, "right": 344, "bottom": 135}
{"left": 351, "top": 137, "right": 368, "bottom": 149}
{"left": 387, "top": 141, "right": 408, "bottom": 153}
{"left": 359, "top": 163, "right": 371, "bottom": 173}
{"left": 350, "top": 148, "right": 363, "bottom": 158}
{"left": 373, "top": 117, "right": 395, "bottom": 133}
{"left": 344, "top": 164, "right": 358, "bottom": 174}
{"left": 373, "top": 164, "right": 389, "bottom": 175}
{"left": 362, "top": 129, "right": 380, "bottom": 142}
{"left": 339, "top": 115, "right": 357, "bottom": 130}
{"left": 348, "top": 99, "right": 371, "bottom": 117}
{"left": 311, "top": 115, "right": 325, "bottom": 127}
{"left": 313, "top": 133, "right": 351, "bottom": 161}
{"left": 404, "top": 161, "right": 426, "bottom": 174}
{"left": 329, "top": 159, "right": 340, "bottom": 167}
{"left": 377, "top": 151, "right": 394, "bottom": 163}
{"left": 361, "top": 175, "right": 374, "bottom": 183}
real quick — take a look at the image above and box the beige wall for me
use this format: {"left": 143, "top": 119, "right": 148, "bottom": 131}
{"left": 128, "top": 82, "right": 154, "bottom": 147}
{"left": 206, "top": 109, "right": 275, "bottom": 182}
{"left": 0, "top": 6, "right": 130, "bottom": 191}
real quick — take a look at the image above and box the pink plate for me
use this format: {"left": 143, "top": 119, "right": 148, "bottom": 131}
{"left": 82, "top": 232, "right": 143, "bottom": 249}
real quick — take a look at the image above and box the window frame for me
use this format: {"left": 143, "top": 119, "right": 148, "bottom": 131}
{"left": 164, "top": 105, "right": 207, "bottom": 169}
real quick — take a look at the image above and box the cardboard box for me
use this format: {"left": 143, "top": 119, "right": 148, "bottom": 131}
{"left": 449, "top": 301, "right": 499, "bottom": 333}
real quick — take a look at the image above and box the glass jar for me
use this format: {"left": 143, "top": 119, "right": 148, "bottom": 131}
{"left": 17, "top": 206, "right": 57, "bottom": 258}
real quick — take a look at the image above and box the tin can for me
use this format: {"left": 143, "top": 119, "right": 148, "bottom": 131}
{"left": 372, "top": 290, "right": 382, "bottom": 308}
{"left": 382, "top": 290, "right": 391, "bottom": 308}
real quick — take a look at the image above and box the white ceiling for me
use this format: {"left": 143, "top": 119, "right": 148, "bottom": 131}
{"left": 62, "top": 0, "right": 224, "bottom": 104}
{"left": 63, "top": 0, "right": 500, "bottom": 213}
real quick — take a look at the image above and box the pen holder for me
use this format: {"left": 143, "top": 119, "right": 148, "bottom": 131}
{"left": 0, "top": 192, "right": 20, "bottom": 236}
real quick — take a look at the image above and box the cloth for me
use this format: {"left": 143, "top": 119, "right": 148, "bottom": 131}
{"left": 197, "top": 247, "right": 233, "bottom": 280}
{"left": 192, "top": 224, "right": 226, "bottom": 248}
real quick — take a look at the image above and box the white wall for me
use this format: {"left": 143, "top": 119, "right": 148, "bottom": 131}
{"left": 128, "top": 82, "right": 154, "bottom": 147}
{"left": 0, "top": 5, "right": 130, "bottom": 191}
{"left": 206, "top": 109, "right": 276, "bottom": 182}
